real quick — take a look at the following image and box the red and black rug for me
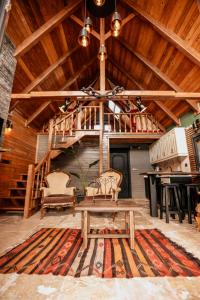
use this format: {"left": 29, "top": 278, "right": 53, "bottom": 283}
{"left": 0, "top": 228, "right": 200, "bottom": 278}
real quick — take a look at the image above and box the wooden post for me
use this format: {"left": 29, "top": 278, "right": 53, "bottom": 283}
{"left": 99, "top": 18, "right": 105, "bottom": 174}
{"left": 24, "top": 164, "right": 35, "bottom": 218}
{"left": 48, "top": 119, "right": 54, "bottom": 150}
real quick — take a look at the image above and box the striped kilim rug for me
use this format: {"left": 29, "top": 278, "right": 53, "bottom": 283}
{"left": 0, "top": 228, "right": 200, "bottom": 278}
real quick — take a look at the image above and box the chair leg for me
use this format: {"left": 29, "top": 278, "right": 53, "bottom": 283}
{"left": 41, "top": 206, "right": 45, "bottom": 219}
{"left": 160, "top": 187, "right": 164, "bottom": 220}
{"left": 187, "top": 186, "right": 192, "bottom": 224}
{"left": 165, "top": 188, "right": 170, "bottom": 223}
{"left": 174, "top": 187, "right": 182, "bottom": 223}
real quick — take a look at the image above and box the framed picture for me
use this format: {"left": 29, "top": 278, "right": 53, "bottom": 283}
{"left": 192, "top": 133, "right": 200, "bottom": 171}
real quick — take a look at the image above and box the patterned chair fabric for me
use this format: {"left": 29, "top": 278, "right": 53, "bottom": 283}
{"left": 85, "top": 169, "right": 122, "bottom": 201}
{"left": 40, "top": 171, "right": 76, "bottom": 218}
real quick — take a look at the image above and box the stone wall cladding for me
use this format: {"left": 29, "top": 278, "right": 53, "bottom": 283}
{"left": 0, "top": 35, "right": 16, "bottom": 142}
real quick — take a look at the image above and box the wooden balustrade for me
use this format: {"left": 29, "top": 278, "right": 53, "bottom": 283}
{"left": 104, "top": 112, "right": 161, "bottom": 133}
{"left": 24, "top": 151, "right": 50, "bottom": 218}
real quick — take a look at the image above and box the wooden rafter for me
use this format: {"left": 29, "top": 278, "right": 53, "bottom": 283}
{"left": 61, "top": 56, "right": 96, "bottom": 90}
{"left": 23, "top": 45, "right": 79, "bottom": 93}
{"left": 58, "top": 24, "right": 79, "bottom": 89}
{"left": 25, "top": 101, "right": 52, "bottom": 126}
{"left": 123, "top": 0, "right": 200, "bottom": 68}
{"left": 108, "top": 57, "right": 143, "bottom": 90}
{"left": 117, "top": 38, "right": 199, "bottom": 113}
{"left": 197, "top": 0, "right": 200, "bottom": 13}
{"left": 155, "top": 101, "right": 180, "bottom": 125}
{"left": 14, "top": 0, "right": 82, "bottom": 58}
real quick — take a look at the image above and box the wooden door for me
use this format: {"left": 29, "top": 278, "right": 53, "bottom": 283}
{"left": 110, "top": 149, "right": 131, "bottom": 198}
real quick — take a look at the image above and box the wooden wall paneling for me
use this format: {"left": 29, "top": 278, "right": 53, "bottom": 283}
{"left": 0, "top": 112, "right": 37, "bottom": 197}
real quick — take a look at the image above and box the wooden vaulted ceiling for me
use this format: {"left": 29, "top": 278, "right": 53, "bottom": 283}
{"left": 6, "top": 0, "right": 200, "bottom": 129}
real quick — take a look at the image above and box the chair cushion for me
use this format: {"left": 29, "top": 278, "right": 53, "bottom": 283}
{"left": 42, "top": 195, "right": 75, "bottom": 204}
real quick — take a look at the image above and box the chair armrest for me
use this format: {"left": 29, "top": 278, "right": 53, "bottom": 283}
{"left": 64, "top": 187, "right": 76, "bottom": 196}
{"left": 40, "top": 187, "right": 50, "bottom": 197}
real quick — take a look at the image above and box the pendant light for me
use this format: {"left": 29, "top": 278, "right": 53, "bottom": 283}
{"left": 78, "top": 0, "right": 92, "bottom": 47}
{"left": 111, "top": 0, "right": 122, "bottom": 36}
{"left": 85, "top": 16, "right": 93, "bottom": 33}
{"left": 78, "top": 27, "right": 90, "bottom": 47}
{"left": 93, "top": 0, "right": 105, "bottom": 6}
{"left": 98, "top": 44, "right": 107, "bottom": 62}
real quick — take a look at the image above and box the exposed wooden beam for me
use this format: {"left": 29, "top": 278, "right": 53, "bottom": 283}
{"left": 124, "top": 0, "right": 200, "bottom": 68}
{"left": 117, "top": 38, "right": 199, "bottom": 113}
{"left": 155, "top": 101, "right": 180, "bottom": 125}
{"left": 70, "top": 15, "right": 100, "bottom": 40}
{"left": 108, "top": 56, "right": 143, "bottom": 90}
{"left": 58, "top": 24, "right": 79, "bottom": 89}
{"left": 14, "top": 0, "right": 82, "bottom": 58}
{"left": 105, "top": 13, "right": 135, "bottom": 40}
{"left": 61, "top": 56, "right": 96, "bottom": 90}
{"left": 23, "top": 45, "right": 79, "bottom": 93}
{"left": 11, "top": 91, "right": 200, "bottom": 101}
{"left": 25, "top": 101, "right": 52, "bottom": 126}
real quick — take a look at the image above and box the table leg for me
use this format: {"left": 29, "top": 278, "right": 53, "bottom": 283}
{"left": 125, "top": 212, "right": 128, "bottom": 233}
{"left": 83, "top": 211, "right": 88, "bottom": 249}
{"left": 129, "top": 210, "right": 135, "bottom": 250}
{"left": 149, "top": 175, "right": 158, "bottom": 217}
{"left": 81, "top": 212, "right": 83, "bottom": 238}
{"left": 87, "top": 212, "right": 90, "bottom": 233}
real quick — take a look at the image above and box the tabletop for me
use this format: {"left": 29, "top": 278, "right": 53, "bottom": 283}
{"left": 75, "top": 199, "right": 136, "bottom": 211}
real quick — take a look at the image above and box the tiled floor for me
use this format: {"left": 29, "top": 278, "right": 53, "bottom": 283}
{"left": 0, "top": 199, "right": 200, "bottom": 300}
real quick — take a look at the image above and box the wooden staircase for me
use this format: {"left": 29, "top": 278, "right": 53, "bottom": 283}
{"left": 0, "top": 173, "right": 40, "bottom": 213}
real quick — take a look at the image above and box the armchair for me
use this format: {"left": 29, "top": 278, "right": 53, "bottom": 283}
{"left": 40, "top": 171, "right": 76, "bottom": 218}
{"left": 85, "top": 169, "right": 122, "bottom": 201}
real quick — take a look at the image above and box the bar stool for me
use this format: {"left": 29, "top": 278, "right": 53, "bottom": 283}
{"left": 160, "top": 183, "right": 182, "bottom": 223}
{"left": 185, "top": 183, "right": 199, "bottom": 224}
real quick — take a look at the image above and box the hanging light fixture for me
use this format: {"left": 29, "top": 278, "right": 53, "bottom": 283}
{"left": 111, "top": 0, "right": 122, "bottom": 36}
{"left": 78, "top": 27, "right": 90, "bottom": 47}
{"left": 93, "top": 0, "right": 105, "bottom": 7}
{"left": 78, "top": 0, "right": 92, "bottom": 47}
{"left": 98, "top": 44, "right": 107, "bottom": 62}
{"left": 5, "top": 119, "right": 13, "bottom": 133}
{"left": 135, "top": 96, "right": 147, "bottom": 113}
{"left": 85, "top": 16, "right": 93, "bottom": 33}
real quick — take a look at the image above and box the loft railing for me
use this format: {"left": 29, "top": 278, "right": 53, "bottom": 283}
{"left": 104, "top": 112, "right": 161, "bottom": 133}
{"left": 24, "top": 151, "right": 50, "bottom": 218}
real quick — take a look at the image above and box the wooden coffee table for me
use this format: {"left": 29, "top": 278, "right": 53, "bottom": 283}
{"left": 75, "top": 199, "right": 135, "bottom": 250}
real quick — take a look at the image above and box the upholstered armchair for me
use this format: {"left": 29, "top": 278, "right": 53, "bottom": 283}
{"left": 85, "top": 169, "right": 122, "bottom": 201}
{"left": 40, "top": 171, "right": 76, "bottom": 218}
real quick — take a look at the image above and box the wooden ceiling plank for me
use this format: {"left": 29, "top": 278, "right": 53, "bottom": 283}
{"left": 61, "top": 56, "right": 96, "bottom": 90}
{"left": 105, "top": 13, "right": 136, "bottom": 40}
{"left": 58, "top": 24, "right": 79, "bottom": 89}
{"left": 108, "top": 57, "right": 142, "bottom": 90}
{"left": 155, "top": 100, "right": 180, "bottom": 125}
{"left": 118, "top": 38, "right": 199, "bottom": 113}
{"left": 14, "top": 0, "right": 82, "bottom": 58}
{"left": 23, "top": 45, "right": 79, "bottom": 93}
{"left": 26, "top": 100, "right": 52, "bottom": 126}
{"left": 123, "top": 0, "right": 200, "bottom": 68}
{"left": 70, "top": 15, "right": 100, "bottom": 40}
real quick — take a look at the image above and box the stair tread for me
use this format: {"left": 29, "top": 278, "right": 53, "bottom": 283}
{"left": 0, "top": 207, "right": 24, "bottom": 211}
{"left": 9, "top": 187, "right": 26, "bottom": 190}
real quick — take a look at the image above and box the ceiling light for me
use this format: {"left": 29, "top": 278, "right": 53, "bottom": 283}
{"left": 98, "top": 44, "right": 107, "bottom": 62}
{"left": 5, "top": 119, "right": 13, "bottom": 132}
{"left": 84, "top": 16, "right": 93, "bottom": 33}
{"left": 78, "top": 27, "right": 90, "bottom": 47}
{"left": 93, "top": 0, "right": 105, "bottom": 6}
{"left": 112, "top": 29, "right": 120, "bottom": 37}
{"left": 111, "top": 11, "right": 122, "bottom": 31}
{"left": 135, "top": 96, "right": 147, "bottom": 113}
